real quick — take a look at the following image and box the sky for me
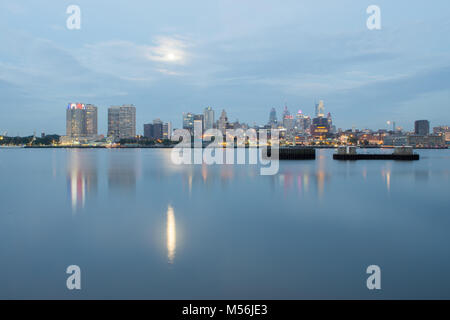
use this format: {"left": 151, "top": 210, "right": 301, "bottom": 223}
{"left": 0, "top": 0, "right": 449, "bottom": 136}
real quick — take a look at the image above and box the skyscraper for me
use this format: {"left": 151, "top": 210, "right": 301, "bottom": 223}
{"left": 85, "top": 104, "right": 98, "bottom": 136}
{"left": 414, "top": 120, "right": 430, "bottom": 136}
{"left": 218, "top": 109, "right": 228, "bottom": 134}
{"left": 315, "top": 100, "right": 325, "bottom": 118}
{"left": 143, "top": 123, "right": 153, "bottom": 138}
{"left": 194, "top": 114, "right": 204, "bottom": 135}
{"left": 163, "top": 122, "right": 172, "bottom": 140}
{"left": 327, "top": 112, "right": 335, "bottom": 134}
{"left": 108, "top": 105, "right": 136, "bottom": 140}
{"left": 268, "top": 108, "right": 278, "bottom": 128}
{"left": 282, "top": 106, "right": 294, "bottom": 132}
{"left": 295, "top": 110, "right": 306, "bottom": 133}
{"left": 203, "top": 107, "right": 215, "bottom": 130}
{"left": 311, "top": 117, "right": 330, "bottom": 137}
{"left": 311, "top": 101, "right": 329, "bottom": 137}
{"left": 152, "top": 118, "right": 163, "bottom": 140}
{"left": 66, "top": 103, "right": 87, "bottom": 137}
{"left": 182, "top": 112, "right": 194, "bottom": 132}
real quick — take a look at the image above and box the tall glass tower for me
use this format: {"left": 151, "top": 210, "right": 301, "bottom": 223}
{"left": 108, "top": 105, "right": 136, "bottom": 140}
{"left": 203, "top": 107, "right": 215, "bottom": 130}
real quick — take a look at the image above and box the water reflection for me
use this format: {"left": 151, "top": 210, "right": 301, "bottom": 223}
{"left": 108, "top": 151, "right": 139, "bottom": 191}
{"left": 415, "top": 169, "right": 430, "bottom": 182}
{"left": 166, "top": 205, "right": 176, "bottom": 264}
{"left": 4, "top": 148, "right": 450, "bottom": 298}
{"left": 66, "top": 150, "right": 97, "bottom": 213}
{"left": 386, "top": 171, "right": 391, "bottom": 192}
{"left": 381, "top": 167, "right": 392, "bottom": 193}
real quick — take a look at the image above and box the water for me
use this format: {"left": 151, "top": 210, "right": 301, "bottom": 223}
{"left": 0, "top": 148, "right": 449, "bottom": 299}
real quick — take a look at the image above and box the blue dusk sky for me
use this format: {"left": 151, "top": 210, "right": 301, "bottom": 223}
{"left": 0, "top": 0, "right": 449, "bottom": 135}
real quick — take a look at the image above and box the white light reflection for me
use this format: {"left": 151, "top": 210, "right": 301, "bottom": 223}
{"left": 166, "top": 205, "right": 176, "bottom": 264}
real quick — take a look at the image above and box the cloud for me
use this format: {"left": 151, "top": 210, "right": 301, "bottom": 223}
{"left": 72, "top": 36, "right": 192, "bottom": 81}
{"left": 1, "top": 0, "right": 450, "bottom": 134}
{"left": 145, "top": 36, "right": 190, "bottom": 65}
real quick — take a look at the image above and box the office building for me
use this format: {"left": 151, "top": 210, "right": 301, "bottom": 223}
{"left": 295, "top": 110, "right": 310, "bottom": 133}
{"left": 218, "top": 109, "right": 229, "bottom": 134}
{"left": 144, "top": 119, "right": 171, "bottom": 140}
{"left": 66, "top": 103, "right": 87, "bottom": 137}
{"left": 163, "top": 122, "right": 172, "bottom": 140}
{"left": 144, "top": 123, "right": 153, "bottom": 139}
{"left": 282, "top": 106, "right": 294, "bottom": 132}
{"left": 182, "top": 112, "right": 194, "bottom": 132}
{"left": 152, "top": 119, "right": 163, "bottom": 140}
{"left": 85, "top": 104, "right": 98, "bottom": 136}
{"left": 310, "top": 116, "right": 330, "bottom": 137}
{"left": 108, "top": 104, "right": 136, "bottom": 140}
{"left": 315, "top": 100, "right": 325, "bottom": 118}
{"left": 203, "top": 107, "right": 215, "bottom": 130}
{"left": 194, "top": 114, "right": 204, "bottom": 134}
{"left": 408, "top": 134, "right": 445, "bottom": 148}
{"left": 268, "top": 108, "right": 278, "bottom": 128}
{"left": 414, "top": 120, "right": 430, "bottom": 136}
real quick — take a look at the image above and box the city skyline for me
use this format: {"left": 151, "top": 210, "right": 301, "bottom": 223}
{"left": 57, "top": 101, "right": 448, "bottom": 149}
{"left": 4, "top": 99, "right": 448, "bottom": 139}
{"left": 1, "top": 1, "right": 449, "bottom": 135}
{"left": 4, "top": 101, "right": 448, "bottom": 140}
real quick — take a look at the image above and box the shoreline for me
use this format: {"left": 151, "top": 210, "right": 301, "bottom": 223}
{"left": 0, "top": 145, "right": 446, "bottom": 150}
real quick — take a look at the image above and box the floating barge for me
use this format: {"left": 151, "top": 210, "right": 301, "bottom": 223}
{"left": 265, "top": 147, "right": 316, "bottom": 160}
{"left": 333, "top": 146, "right": 419, "bottom": 161}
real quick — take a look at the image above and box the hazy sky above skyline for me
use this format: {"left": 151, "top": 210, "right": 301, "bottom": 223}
{"left": 1, "top": 0, "right": 449, "bottom": 135}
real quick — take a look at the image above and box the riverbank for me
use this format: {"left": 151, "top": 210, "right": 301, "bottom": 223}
{"left": 5, "top": 145, "right": 447, "bottom": 150}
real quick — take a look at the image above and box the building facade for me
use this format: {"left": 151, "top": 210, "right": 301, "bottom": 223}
{"left": 66, "top": 103, "right": 87, "bottom": 137}
{"left": 414, "top": 120, "right": 430, "bottom": 136}
{"left": 85, "top": 104, "right": 98, "bottom": 136}
{"left": 268, "top": 108, "right": 278, "bottom": 128}
{"left": 218, "top": 110, "right": 228, "bottom": 134}
{"left": 203, "top": 107, "right": 215, "bottom": 130}
{"left": 315, "top": 100, "right": 325, "bottom": 118}
{"left": 108, "top": 105, "right": 136, "bottom": 140}
{"left": 182, "top": 112, "right": 194, "bottom": 132}
{"left": 144, "top": 119, "right": 171, "bottom": 140}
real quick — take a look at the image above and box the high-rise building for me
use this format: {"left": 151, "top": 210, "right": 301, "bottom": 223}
{"left": 108, "top": 107, "right": 120, "bottom": 139}
{"left": 182, "top": 112, "right": 194, "bottom": 132}
{"left": 327, "top": 112, "right": 336, "bottom": 133}
{"left": 85, "top": 104, "right": 98, "bottom": 136}
{"left": 218, "top": 109, "right": 228, "bottom": 134}
{"left": 203, "top": 107, "right": 215, "bottom": 130}
{"left": 282, "top": 106, "right": 294, "bottom": 132}
{"left": 311, "top": 116, "right": 330, "bottom": 137}
{"left": 108, "top": 104, "right": 136, "bottom": 140}
{"left": 143, "top": 123, "right": 153, "bottom": 138}
{"left": 295, "top": 110, "right": 307, "bottom": 133}
{"left": 66, "top": 103, "right": 87, "bottom": 137}
{"left": 315, "top": 100, "right": 325, "bottom": 118}
{"left": 303, "top": 116, "right": 311, "bottom": 134}
{"left": 152, "top": 118, "right": 163, "bottom": 140}
{"left": 163, "top": 122, "right": 172, "bottom": 140}
{"left": 327, "top": 112, "right": 332, "bottom": 127}
{"left": 268, "top": 108, "right": 278, "bottom": 128}
{"left": 414, "top": 120, "right": 430, "bottom": 136}
{"left": 145, "top": 119, "right": 171, "bottom": 140}
{"left": 194, "top": 114, "right": 204, "bottom": 135}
